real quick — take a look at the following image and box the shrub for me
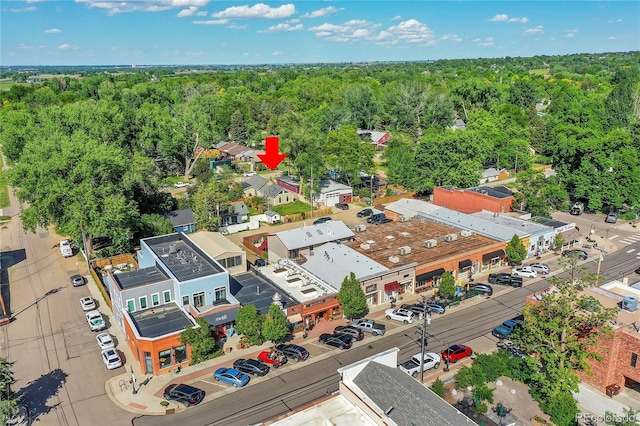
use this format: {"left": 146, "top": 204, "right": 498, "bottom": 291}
{"left": 473, "top": 382, "right": 495, "bottom": 405}
{"left": 476, "top": 401, "right": 488, "bottom": 415}
{"left": 542, "top": 390, "right": 578, "bottom": 426}
{"left": 430, "top": 378, "right": 446, "bottom": 398}
{"left": 507, "top": 354, "right": 539, "bottom": 383}
{"left": 473, "top": 352, "right": 509, "bottom": 382}
{"left": 455, "top": 365, "right": 486, "bottom": 389}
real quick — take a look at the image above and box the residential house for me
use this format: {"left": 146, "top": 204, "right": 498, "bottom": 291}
{"left": 243, "top": 175, "right": 295, "bottom": 207}
{"left": 221, "top": 202, "right": 250, "bottom": 227}
{"left": 164, "top": 209, "right": 196, "bottom": 234}
{"left": 189, "top": 231, "right": 247, "bottom": 276}
{"left": 433, "top": 185, "right": 515, "bottom": 214}
{"left": 267, "top": 221, "right": 355, "bottom": 262}
{"left": 275, "top": 175, "right": 301, "bottom": 194}
{"left": 479, "top": 167, "right": 508, "bottom": 184}
{"left": 316, "top": 179, "right": 353, "bottom": 207}
{"left": 356, "top": 129, "right": 390, "bottom": 149}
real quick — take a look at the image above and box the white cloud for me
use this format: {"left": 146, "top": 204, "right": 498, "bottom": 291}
{"left": 508, "top": 17, "right": 528, "bottom": 23}
{"left": 489, "top": 14, "right": 508, "bottom": 22}
{"left": 177, "top": 6, "right": 198, "bottom": 17}
{"left": 211, "top": 3, "right": 295, "bottom": 19}
{"left": 566, "top": 29, "right": 578, "bottom": 38}
{"left": 272, "top": 50, "right": 282, "bottom": 56}
{"left": 192, "top": 19, "right": 228, "bottom": 25}
{"left": 7, "top": 6, "right": 36, "bottom": 12}
{"left": 301, "top": 6, "right": 341, "bottom": 19}
{"left": 524, "top": 25, "right": 543, "bottom": 35}
{"left": 75, "top": 0, "right": 211, "bottom": 15}
{"left": 440, "top": 34, "right": 462, "bottom": 42}
{"left": 608, "top": 36, "right": 617, "bottom": 40}
{"left": 391, "top": 15, "right": 402, "bottom": 21}
{"left": 44, "top": 28, "right": 62, "bottom": 34}
{"left": 260, "top": 23, "right": 303, "bottom": 33}
{"left": 196, "top": 11, "right": 206, "bottom": 16}
{"left": 310, "top": 18, "right": 437, "bottom": 47}
{"left": 473, "top": 36, "right": 494, "bottom": 46}
{"left": 58, "top": 43, "right": 79, "bottom": 50}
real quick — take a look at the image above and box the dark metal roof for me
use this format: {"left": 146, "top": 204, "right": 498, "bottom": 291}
{"left": 113, "top": 266, "right": 170, "bottom": 289}
{"left": 164, "top": 209, "right": 195, "bottom": 227}
{"left": 230, "top": 272, "right": 298, "bottom": 313}
{"left": 466, "top": 185, "right": 514, "bottom": 199}
{"left": 144, "top": 233, "right": 225, "bottom": 282}
{"left": 353, "top": 361, "right": 476, "bottom": 425}
{"left": 129, "top": 303, "right": 195, "bottom": 338}
{"left": 531, "top": 216, "right": 569, "bottom": 229}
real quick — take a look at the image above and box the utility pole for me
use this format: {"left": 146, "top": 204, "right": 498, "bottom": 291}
{"left": 310, "top": 166, "right": 313, "bottom": 220}
{"left": 419, "top": 296, "right": 430, "bottom": 383}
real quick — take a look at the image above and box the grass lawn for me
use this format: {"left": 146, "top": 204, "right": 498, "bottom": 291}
{"left": 529, "top": 68, "right": 549, "bottom": 76}
{"left": 0, "top": 157, "right": 9, "bottom": 208}
{"left": 271, "top": 200, "right": 312, "bottom": 215}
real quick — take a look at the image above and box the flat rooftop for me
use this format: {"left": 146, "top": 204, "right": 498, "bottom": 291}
{"left": 472, "top": 210, "right": 552, "bottom": 235}
{"left": 230, "top": 272, "right": 298, "bottom": 314}
{"left": 128, "top": 303, "right": 196, "bottom": 338}
{"left": 345, "top": 217, "right": 500, "bottom": 269}
{"left": 268, "top": 394, "right": 373, "bottom": 426}
{"left": 113, "top": 266, "right": 170, "bottom": 290}
{"left": 258, "top": 259, "right": 337, "bottom": 302}
{"left": 273, "top": 221, "right": 354, "bottom": 250}
{"left": 144, "top": 233, "right": 225, "bottom": 282}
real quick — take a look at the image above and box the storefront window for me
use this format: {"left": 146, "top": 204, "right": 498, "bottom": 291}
{"left": 214, "top": 287, "right": 226, "bottom": 301}
{"left": 174, "top": 345, "right": 187, "bottom": 364}
{"left": 158, "top": 349, "right": 172, "bottom": 369}
{"left": 193, "top": 292, "right": 205, "bottom": 308}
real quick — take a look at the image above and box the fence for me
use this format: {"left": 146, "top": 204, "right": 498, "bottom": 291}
{"left": 281, "top": 207, "right": 333, "bottom": 224}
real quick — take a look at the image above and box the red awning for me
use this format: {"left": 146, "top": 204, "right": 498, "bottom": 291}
{"left": 384, "top": 281, "right": 401, "bottom": 293}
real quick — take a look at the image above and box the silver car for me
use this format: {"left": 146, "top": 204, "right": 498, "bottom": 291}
{"left": 528, "top": 263, "right": 550, "bottom": 275}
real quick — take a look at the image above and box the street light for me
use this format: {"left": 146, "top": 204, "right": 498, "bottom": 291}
{"left": 131, "top": 366, "right": 137, "bottom": 395}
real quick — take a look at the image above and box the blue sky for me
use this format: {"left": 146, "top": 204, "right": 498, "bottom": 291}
{"left": 2, "top": 1, "right": 639, "bottom": 66}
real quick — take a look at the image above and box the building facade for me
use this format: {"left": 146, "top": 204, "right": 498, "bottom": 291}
{"left": 433, "top": 185, "right": 515, "bottom": 214}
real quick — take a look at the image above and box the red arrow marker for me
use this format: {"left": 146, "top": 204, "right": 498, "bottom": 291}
{"left": 257, "top": 136, "right": 287, "bottom": 170}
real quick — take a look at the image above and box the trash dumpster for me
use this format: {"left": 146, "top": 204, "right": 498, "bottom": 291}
{"left": 606, "top": 384, "right": 620, "bottom": 397}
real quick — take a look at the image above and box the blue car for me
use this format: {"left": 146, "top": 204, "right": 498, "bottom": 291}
{"left": 214, "top": 367, "right": 250, "bottom": 388}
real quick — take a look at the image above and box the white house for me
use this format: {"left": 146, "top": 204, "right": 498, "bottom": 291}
{"left": 316, "top": 179, "right": 352, "bottom": 207}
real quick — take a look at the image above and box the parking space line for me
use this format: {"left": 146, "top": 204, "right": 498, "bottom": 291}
{"left": 200, "top": 379, "right": 220, "bottom": 385}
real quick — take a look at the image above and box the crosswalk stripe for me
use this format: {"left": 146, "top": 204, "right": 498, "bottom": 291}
{"left": 609, "top": 235, "right": 620, "bottom": 241}
{"left": 627, "top": 249, "right": 636, "bottom": 254}
{"left": 620, "top": 240, "right": 634, "bottom": 244}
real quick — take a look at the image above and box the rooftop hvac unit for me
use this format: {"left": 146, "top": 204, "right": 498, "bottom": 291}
{"left": 388, "top": 256, "right": 400, "bottom": 263}
{"left": 424, "top": 239, "right": 438, "bottom": 248}
{"left": 398, "top": 246, "right": 412, "bottom": 256}
{"left": 622, "top": 295, "right": 638, "bottom": 313}
{"left": 360, "top": 243, "right": 371, "bottom": 250}
{"left": 399, "top": 216, "right": 410, "bottom": 223}
{"left": 354, "top": 224, "right": 367, "bottom": 232}
{"left": 444, "top": 233, "right": 458, "bottom": 242}
{"left": 460, "top": 230, "right": 473, "bottom": 237}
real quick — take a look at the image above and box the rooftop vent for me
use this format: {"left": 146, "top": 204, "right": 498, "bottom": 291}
{"left": 388, "top": 256, "right": 400, "bottom": 264}
{"left": 424, "top": 239, "right": 437, "bottom": 248}
{"left": 622, "top": 295, "right": 638, "bottom": 313}
{"left": 460, "top": 230, "right": 473, "bottom": 237}
{"left": 398, "top": 246, "right": 412, "bottom": 256}
{"left": 444, "top": 233, "right": 458, "bottom": 242}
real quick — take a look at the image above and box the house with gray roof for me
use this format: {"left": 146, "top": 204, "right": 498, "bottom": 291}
{"left": 164, "top": 209, "right": 196, "bottom": 234}
{"left": 316, "top": 179, "right": 353, "bottom": 208}
{"left": 267, "top": 221, "right": 355, "bottom": 262}
{"left": 243, "top": 175, "right": 295, "bottom": 206}
{"left": 221, "top": 202, "right": 250, "bottom": 227}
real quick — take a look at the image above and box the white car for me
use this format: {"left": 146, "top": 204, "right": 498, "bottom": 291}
{"left": 384, "top": 308, "right": 415, "bottom": 324}
{"left": 511, "top": 267, "right": 538, "bottom": 278}
{"left": 173, "top": 182, "right": 188, "bottom": 188}
{"left": 86, "top": 310, "right": 106, "bottom": 331}
{"left": 101, "top": 348, "right": 122, "bottom": 370}
{"left": 80, "top": 297, "right": 96, "bottom": 311}
{"left": 243, "top": 171, "right": 257, "bottom": 177}
{"left": 398, "top": 352, "right": 442, "bottom": 377}
{"left": 96, "top": 333, "right": 115, "bottom": 350}
{"left": 528, "top": 263, "right": 550, "bottom": 275}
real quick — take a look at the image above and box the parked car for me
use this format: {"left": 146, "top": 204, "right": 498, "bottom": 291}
{"left": 351, "top": 318, "right": 386, "bottom": 336}
{"left": 562, "top": 249, "right": 588, "bottom": 260}
{"left": 384, "top": 308, "right": 415, "bottom": 324}
{"left": 275, "top": 344, "right": 310, "bottom": 362}
{"left": 488, "top": 273, "right": 511, "bottom": 285}
{"left": 398, "top": 352, "right": 441, "bottom": 377}
{"left": 427, "top": 302, "right": 446, "bottom": 315}
{"left": 509, "top": 276, "right": 524, "bottom": 288}
{"left": 70, "top": 274, "right": 85, "bottom": 287}
{"left": 257, "top": 350, "right": 287, "bottom": 368}
{"left": 96, "top": 332, "right": 115, "bottom": 350}
{"left": 605, "top": 212, "right": 618, "bottom": 223}
{"left": 60, "top": 239, "right": 73, "bottom": 257}
{"left": 367, "top": 213, "right": 386, "bottom": 224}
{"left": 254, "top": 258, "right": 267, "bottom": 267}
{"left": 86, "top": 310, "right": 106, "bottom": 331}
{"left": 527, "top": 262, "right": 550, "bottom": 275}
{"left": 233, "top": 359, "right": 270, "bottom": 377}
{"left": 511, "top": 267, "right": 538, "bottom": 278}
{"left": 441, "top": 344, "right": 473, "bottom": 363}
{"left": 399, "top": 304, "right": 427, "bottom": 320}
{"left": 243, "top": 171, "right": 257, "bottom": 177}
{"left": 570, "top": 201, "right": 585, "bottom": 215}
{"left": 214, "top": 367, "right": 250, "bottom": 387}
{"left": 357, "top": 208, "right": 373, "bottom": 218}
{"left": 335, "top": 203, "right": 349, "bottom": 210}
{"left": 80, "top": 296, "right": 96, "bottom": 311}
{"left": 173, "top": 181, "right": 189, "bottom": 188}
{"left": 636, "top": 266, "right": 640, "bottom": 275}
{"left": 492, "top": 319, "right": 522, "bottom": 340}
{"left": 313, "top": 217, "right": 332, "bottom": 225}
{"left": 101, "top": 348, "right": 122, "bottom": 370}
{"left": 319, "top": 333, "right": 353, "bottom": 349}
{"left": 163, "top": 383, "right": 205, "bottom": 407}
{"left": 469, "top": 283, "right": 493, "bottom": 296}
{"left": 373, "top": 218, "right": 393, "bottom": 225}
{"left": 333, "top": 325, "right": 364, "bottom": 341}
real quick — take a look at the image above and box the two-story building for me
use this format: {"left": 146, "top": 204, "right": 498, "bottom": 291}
{"left": 243, "top": 175, "right": 295, "bottom": 207}
{"left": 433, "top": 185, "right": 515, "bottom": 214}
{"left": 267, "top": 221, "right": 355, "bottom": 262}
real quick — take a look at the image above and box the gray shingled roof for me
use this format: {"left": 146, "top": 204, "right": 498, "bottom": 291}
{"left": 419, "top": 208, "right": 525, "bottom": 241}
{"left": 245, "top": 175, "right": 269, "bottom": 192}
{"left": 274, "top": 221, "right": 354, "bottom": 250}
{"left": 353, "top": 362, "right": 476, "bottom": 426}
{"left": 164, "top": 209, "right": 195, "bottom": 227}
{"left": 262, "top": 182, "right": 290, "bottom": 199}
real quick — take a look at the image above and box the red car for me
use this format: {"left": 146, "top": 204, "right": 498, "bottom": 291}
{"left": 441, "top": 344, "right": 473, "bottom": 363}
{"left": 257, "top": 350, "right": 287, "bottom": 368}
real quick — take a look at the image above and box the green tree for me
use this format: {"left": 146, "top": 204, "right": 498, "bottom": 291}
{"left": 235, "top": 305, "right": 264, "bottom": 346}
{"left": 0, "top": 358, "right": 19, "bottom": 425}
{"left": 513, "top": 170, "right": 569, "bottom": 217}
{"left": 336, "top": 272, "right": 367, "bottom": 320}
{"left": 192, "top": 177, "right": 242, "bottom": 231}
{"left": 179, "top": 317, "right": 220, "bottom": 365}
{"left": 605, "top": 408, "right": 639, "bottom": 426}
{"left": 505, "top": 234, "right": 527, "bottom": 265}
{"left": 137, "top": 213, "right": 175, "bottom": 238}
{"left": 324, "top": 125, "right": 375, "bottom": 186}
{"left": 437, "top": 272, "right": 456, "bottom": 300}
{"left": 430, "top": 378, "right": 446, "bottom": 398}
{"left": 552, "top": 233, "right": 566, "bottom": 253}
{"left": 262, "top": 304, "right": 290, "bottom": 343}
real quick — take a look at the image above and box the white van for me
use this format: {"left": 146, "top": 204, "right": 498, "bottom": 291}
{"left": 60, "top": 240, "right": 73, "bottom": 258}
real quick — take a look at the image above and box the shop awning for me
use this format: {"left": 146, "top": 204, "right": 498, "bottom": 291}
{"left": 287, "top": 313, "right": 302, "bottom": 323}
{"left": 561, "top": 228, "right": 581, "bottom": 244}
{"left": 384, "top": 281, "right": 401, "bottom": 293}
{"left": 482, "top": 249, "right": 505, "bottom": 262}
{"left": 416, "top": 268, "right": 446, "bottom": 281}
{"left": 459, "top": 259, "right": 473, "bottom": 269}
{"left": 202, "top": 306, "right": 239, "bottom": 327}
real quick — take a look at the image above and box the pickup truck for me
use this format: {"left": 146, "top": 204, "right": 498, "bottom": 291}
{"left": 398, "top": 352, "right": 441, "bottom": 377}
{"left": 86, "top": 310, "right": 106, "bottom": 332}
{"left": 351, "top": 318, "right": 386, "bottom": 336}
{"left": 492, "top": 319, "right": 521, "bottom": 339}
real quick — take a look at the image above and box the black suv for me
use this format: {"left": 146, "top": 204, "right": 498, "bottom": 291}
{"left": 562, "top": 249, "right": 588, "bottom": 260}
{"left": 488, "top": 273, "right": 522, "bottom": 288}
{"left": 335, "top": 203, "right": 349, "bottom": 210}
{"left": 367, "top": 213, "right": 386, "bottom": 224}
{"left": 333, "top": 325, "right": 364, "bottom": 341}
{"left": 163, "top": 383, "right": 205, "bottom": 407}
{"left": 313, "top": 217, "right": 332, "bottom": 225}
{"left": 357, "top": 208, "right": 373, "bottom": 218}
{"left": 275, "top": 344, "right": 309, "bottom": 362}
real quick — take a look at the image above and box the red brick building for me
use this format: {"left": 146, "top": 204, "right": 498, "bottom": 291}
{"left": 433, "top": 185, "right": 515, "bottom": 214}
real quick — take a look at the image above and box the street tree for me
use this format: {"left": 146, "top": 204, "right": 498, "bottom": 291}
{"left": 552, "top": 233, "right": 566, "bottom": 253}
{"left": 505, "top": 234, "right": 527, "bottom": 265}
{"left": 324, "top": 125, "right": 375, "bottom": 187}
{"left": 0, "top": 358, "right": 19, "bottom": 425}
{"left": 235, "top": 305, "right": 264, "bottom": 346}
{"left": 179, "top": 317, "right": 220, "bottom": 365}
{"left": 262, "top": 304, "right": 290, "bottom": 343}
{"left": 192, "top": 176, "right": 243, "bottom": 231}
{"left": 438, "top": 272, "right": 456, "bottom": 300}
{"left": 336, "top": 272, "right": 367, "bottom": 320}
